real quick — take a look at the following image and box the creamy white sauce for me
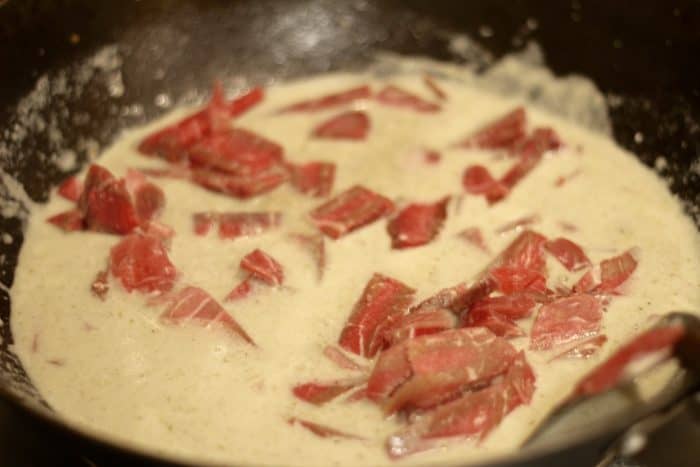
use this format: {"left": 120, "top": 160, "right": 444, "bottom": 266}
{"left": 10, "top": 71, "right": 700, "bottom": 466}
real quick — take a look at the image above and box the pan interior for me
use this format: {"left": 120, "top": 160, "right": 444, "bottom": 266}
{"left": 0, "top": 1, "right": 698, "bottom": 466}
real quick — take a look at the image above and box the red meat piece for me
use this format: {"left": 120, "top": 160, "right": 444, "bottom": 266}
{"left": 133, "top": 182, "right": 165, "bottom": 222}
{"left": 288, "top": 161, "right": 335, "bottom": 197}
{"left": 513, "top": 127, "right": 562, "bottom": 159}
{"left": 569, "top": 324, "right": 684, "bottom": 398}
{"left": 597, "top": 250, "right": 638, "bottom": 292}
{"left": 312, "top": 110, "right": 370, "bottom": 140}
{"left": 190, "top": 165, "right": 288, "bottom": 199}
{"left": 489, "top": 266, "right": 547, "bottom": 294}
{"left": 463, "top": 305, "right": 524, "bottom": 339}
{"left": 365, "top": 338, "right": 412, "bottom": 401}
{"left": 323, "top": 346, "right": 366, "bottom": 372}
{"left": 138, "top": 85, "right": 264, "bottom": 162}
{"left": 193, "top": 212, "right": 217, "bottom": 236}
{"left": 386, "top": 351, "right": 535, "bottom": 458}
{"left": 573, "top": 249, "right": 638, "bottom": 294}
{"left": 492, "top": 230, "right": 548, "bottom": 272}
{"left": 47, "top": 210, "right": 84, "bottom": 232}
{"left": 219, "top": 212, "right": 282, "bottom": 239}
{"left": 139, "top": 220, "right": 175, "bottom": 245}
{"left": 367, "top": 328, "right": 518, "bottom": 414}
{"left": 530, "top": 294, "right": 602, "bottom": 350}
{"left": 204, "top": 81, "right": 231, "bottom": 133}
{"left": 375, "top": 85, "right": 441, "bottom": 112}
{"left": 462, "top": 165, "right": 510, "bottom": 201}
{"left": 346, "top": 386, "right": 369, "bottom": 402}
{"left": 124, "top": 168, "right": 166, "bottom": 223}
{"left": 160, "top": 286, "right": 254, "bottom": 345}
{"left": 573, "top": 270, "right": 596, "bottom": 293}
{"left": 458, "top": 227, "right": 490, "bottom": 253}
{"left": 240, "top": 249, "right": 284, "bottom": 286}
{"left": 137, "top": 111, "right": 210, "bottom": 163}
{"left": 79, "top": 165, "right": 138, "bottom": 232}
{"left": 339, "top": 274, "right": 416, "bottom": 358}
{"left": 383, "top": 308, "right": 457, "bottom": 346}
{"left": 462, "top": 165, "right": 496, "bottom": 194}
{"left": 137, "top": 166, "right": 192, "bottom": 180}
{"left": 287, "top": 417, "right": 364, "bottom": 440}
{"left": 81, "top": 173, "right": 140, "bottom": 235}
{"left": 226, "top": 86, "right": 265, "bottom": 118}
{"left": 77, "top": 164, "right": 113, "bottom": 206}
{"left": 545, "top": 237, "right": 591, "bottom": 271}
{"left": 53, "top": 166, "right": 166, "bottom": 234}
{"left": 456, "top": 107, "right": 526, "bottom": 150}
{"left": 387, "top": 197, "right": 449, "bottom": 249}
{"left": 309, "top": 185, "right": 394, "bottom": 239}
{"left": 109, "top": 233, "right": 177, "bottom": 294}
{"left": 411, "top": 280, "right": 493, "bottom": 318}
{"left": 188, "top": 128, "right": 284, "bottom": 175}
{"left": 469, "top": 294, "right": 537, "bottom": 321}
{"left": 57, "top": 176, "right": 83, "bottom": 202}
{"left": 411, "top": 231, "right": 546, "bottom": 321}
{"left": 486, "top": 127, "right": 562, "bottom": 204}
{"left": 280, "top": 85, "right": 371, "bottom": 112}
{"left": 292, "top": 381, "right": 359, "bottom": 405}
{"left": 225, "top": 277, "right": 254, "bottom": 302}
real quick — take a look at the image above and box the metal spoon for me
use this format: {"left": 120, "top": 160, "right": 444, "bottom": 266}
{"left": 523, "top": 312, "right": 700, "bottom": 465}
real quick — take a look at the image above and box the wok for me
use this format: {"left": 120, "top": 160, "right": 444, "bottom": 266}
{"left": 0, "top": 0, "right": 698, "bottom": 466}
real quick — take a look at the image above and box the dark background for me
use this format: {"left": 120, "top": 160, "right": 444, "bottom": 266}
{"left": 0, "top": 1, "right": 698, "bottom": 466}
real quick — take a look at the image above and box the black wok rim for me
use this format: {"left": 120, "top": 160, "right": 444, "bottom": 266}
{"left": 0, "top": 1, "right": 698, "bottom": 465}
